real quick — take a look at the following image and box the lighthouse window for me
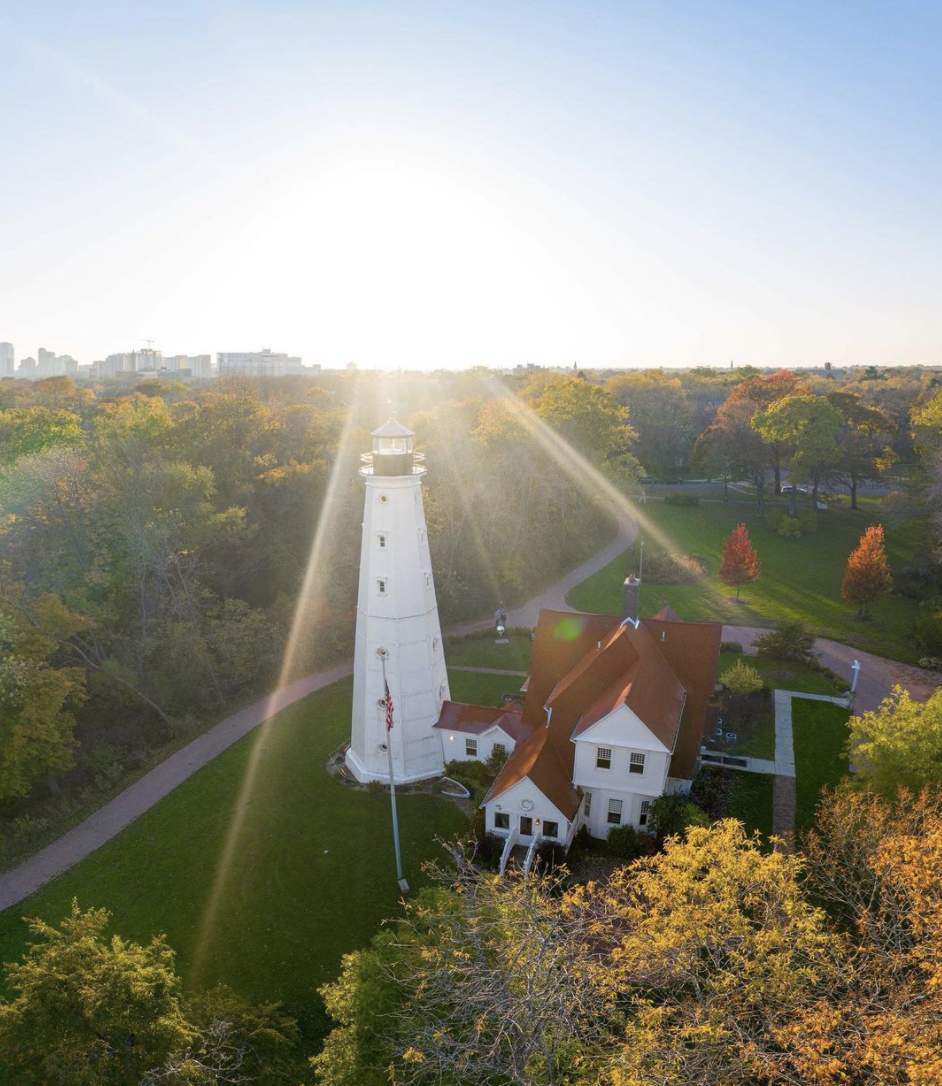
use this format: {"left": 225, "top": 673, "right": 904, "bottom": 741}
{"left": 377, "top": 579, "right": 387, "bottom": 595}
{"left": 424, "top": 572, "right": 431, "bottom": 588}
{"left": 378, "top": 534, "right": 386, "bottom": 549}
{"left": 432, "top": 636, "right": 440, "bottom": 652}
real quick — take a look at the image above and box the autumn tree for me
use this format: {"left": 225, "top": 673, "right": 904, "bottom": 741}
{"left": 0, "top": 902, "right": 192, "bottom": 1086}
{"left": 718, "top": 523, "right": 760, "bottom": 600}
{"left": 846, "top": 686, "right": 942, "bottom": 796}
{"left": 727, "top": 369, "right": 807, "bottom": 493}
{"left": 841, "top": 524, "right": 893, "bottom": 617}
{"left": 827, "top": 390, "right": 896, "bottom": 509}
{"left": 691, "top": 397, "right": 766, "bottom": 503}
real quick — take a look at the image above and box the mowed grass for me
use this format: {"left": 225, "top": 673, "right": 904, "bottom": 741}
{"left": 792, "top": 699, "right": 851, "bottom": 837}
{"left": 0, "top": 671, "right": 506, "bottom": 1055}
{"left": 444, "top": 631, "right": 533, "bottom": 671}
{"left": 567, "top": 500, "right": 923, "bottom": 662}
{"left": 727, "top": 772, "right": 775, "bottom": 841}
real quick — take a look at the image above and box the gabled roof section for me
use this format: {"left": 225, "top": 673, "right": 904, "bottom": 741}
{"left": 523, "top": 609, "right": 621, "bottom": 727}
{"left": 434, "top": 701, "right": 532, "bottom": 743}
{"left": 482, "top": 727, "right": 582, "bottom": 819}
{"left": 641, "top": 616, "right": 723, "bottom": 778}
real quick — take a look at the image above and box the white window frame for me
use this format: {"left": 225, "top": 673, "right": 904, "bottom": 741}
{"left": 596, "top": 747, "right": 612, "bottom": 770}
{"left": 583, "top": 791, "right": 592, "bottom": 816}
{"left": 639, "top": 799, "right": 651, "bottom": 827}
{"left": 377, "top": 533, "right": 387, "bottom": 549}
{"left": 543, "top": 820, "right": 559, "bottom": 839}
{"left": 377, "top": 578, "right": 387, "bottom": 595}
{"left": 494, "top": 811, "right": 510, "bottom": 830}
{"left": 493, "top": 742, "right": 506, "bottom": 756}
{"left": 629, "top": 752, "right": 646, "bottom": 775}
{"left": 465, "top": 737, "right": 478, "bottom": 757}
{"left": 607, "top": 798, "right": 623, "bottom": 825}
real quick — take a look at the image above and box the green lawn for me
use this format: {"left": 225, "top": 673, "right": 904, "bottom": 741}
{"left": 444, "top": 631, "right": 533, "bottom": 671}
{"left": 0, "top": 670, "right": 507, "bottom": 1063}
{"left": 792, "top": 699, "right": 852, "bottom": 837}
{"left": 567, "top": 500, "right": 924, "bottom": 663}
{"left": 727, "top": 772, "right": 775, "bottom": 841}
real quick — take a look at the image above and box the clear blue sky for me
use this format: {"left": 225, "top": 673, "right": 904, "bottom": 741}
{"left": 1, "top": 1, "right": 940, "bottom": 370}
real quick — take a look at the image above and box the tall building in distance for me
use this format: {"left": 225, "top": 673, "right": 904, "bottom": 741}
{"left": 36, "top": 348, "right": 79, "bottom": 377}
{"left": 346, "top": 420, "right": 449, "bottom": 784}
{"left": 166, "top": 354, "right": 213, "bottom": 378}
{"left": 0, "top": 343, "right": 13, "bottom": 377}
{"left": 217, "top": 348, "right": 300, "bottom": 378}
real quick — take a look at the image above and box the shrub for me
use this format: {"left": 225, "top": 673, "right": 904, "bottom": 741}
{"left": 643, "top": 550, "right": 707, "bottom": 584}
{"left": 720, "top": 641, "right": 743, "bottom": 654}
{"left": 689, "top": 766, "right": 733, "bottom": 820}
{"left": 569, "top": 824, "right": 595, "bottom": 858}
{"left": 919, "top": 656, "right": 942, "bottom": 670}
{"left": 766, "top": 508, "right": 786, "bottom": 530}
{"left": 755, "top": 620, "right": 818, "bottom": 666}
{"left": 777, "top": 517, "right": 803, "bottom": 539}
{"left": 605, "top": 823, "right": 643, "bottom": 860}
{"left": 722, "top": 660, "right": 764, "bottom": 696}
{"left": 797, "top": 509, "right": 818, "bottom": 534}
{"left": 913, "top": 612, "right": 942, "bottom": 657}
{"left": 535, "top": 840, "right": 568, "bottom": 872}
{"left": 648, "top": 792, "right": 711, "bottom": 843}
{"left": 664, "top": 493, "right": 700, "bottom": 507}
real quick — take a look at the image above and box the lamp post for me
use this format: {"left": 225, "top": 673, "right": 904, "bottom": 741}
{"left": 849, "top": 659, "right": 861, "bottom": 710}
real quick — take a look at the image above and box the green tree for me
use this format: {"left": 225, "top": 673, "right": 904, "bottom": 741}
{"left": 846, "top": 686, "right": 942, "bottom": 796}
{"left": 0, "top": 598, "right": 86, "bottom": 800}
{"left": 0, "top": 902, "right": 192, "bottom": 1086}
{"left": 752, "top": 393, "right": 843, "bottom": 512}
{"left": 0, "top": 406, "right": 83, "bottom": 463}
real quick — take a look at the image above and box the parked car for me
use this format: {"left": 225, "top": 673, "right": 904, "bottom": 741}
{"left": 780, "top": 484, "right": 808, "bottom": 494}
{"left": 639, "top": 475, "right": 657, "bottom": 484}
{"left": 816, "top": 500, "right": 829, "bottom": 510}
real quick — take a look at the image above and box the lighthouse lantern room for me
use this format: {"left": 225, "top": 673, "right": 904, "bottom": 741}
{"left": 345, "top": 420, "right": 449, "bottom": 783}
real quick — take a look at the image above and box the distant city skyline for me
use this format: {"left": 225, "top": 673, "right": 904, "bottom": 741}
{"left": 1, "top": 2, "right": 940, "bottom": 371}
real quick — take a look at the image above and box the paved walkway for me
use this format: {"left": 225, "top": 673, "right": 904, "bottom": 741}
{"left": 0, "top": 507, "right": 637, "bottom": 914}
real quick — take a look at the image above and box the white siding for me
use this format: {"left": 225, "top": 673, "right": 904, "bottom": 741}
{"left": 484, "top": 778, "right": 574, "bottom": 845}
{"left": 441, "top": 726, "right": 518, "bottom": 763}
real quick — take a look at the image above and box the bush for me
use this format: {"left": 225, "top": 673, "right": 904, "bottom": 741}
{"left": 535, "top": 840, "right": 568, "bottom": 872}
{"left": 605, "top": 823, "right": 643, "bottom": 860}
{"left": 664, "top": 493, "right": 699, "bottom": 507}
{"left": 755, "top": 620, "right": 818, "bottom": 666}
{"left": 720, "top": 641, "right": 743, "bottom": 654}
{"left": 644, "top": 550, "right": 707, "bottom": 584}
{"left": 777, "top": 517, "right": 803, "bottom": 539}
{"left": 689, "top": 766, "right": 733, "bottom": 820}
{"left": 568, "top": 823, "right": 595, "bottom": 859}
{"left": 797, "top": 509, "right": 818, "bottom": 534}
{"left": 474, "top": 832, "right": 504, "bottom": 868}
{"left": 913, "top": 612, "right": 942, "bottom": 657}
{"left": 919, "top": 656, "right": 942, "bottom": 670}
{"left": 722, "top": 660, "right": 764, "bottom": 696}
{"left": 766, "top": 508, "right": 786, "bottom": 531}
{"left": 648, "top": 792, "right": 711, "bottom": 842}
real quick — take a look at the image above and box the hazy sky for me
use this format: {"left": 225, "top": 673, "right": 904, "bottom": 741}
{"left": 1, "top": 1, "right": 940, "bottom": 370}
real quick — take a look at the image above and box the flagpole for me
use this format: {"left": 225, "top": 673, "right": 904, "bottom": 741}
{"left": 381, "top": 654, "right": 405, "bottom": 888}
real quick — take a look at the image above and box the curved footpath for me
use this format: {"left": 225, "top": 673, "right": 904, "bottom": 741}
{"left": 0, "top": 507, "right": 639, "bottom": 913}
{"left": 1, "top": 506, "right": 937, "bottom": 911}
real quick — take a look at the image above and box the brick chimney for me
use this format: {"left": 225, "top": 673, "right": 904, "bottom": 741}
{"left": 623, "top": 574, "right": 641, "bottom": 622}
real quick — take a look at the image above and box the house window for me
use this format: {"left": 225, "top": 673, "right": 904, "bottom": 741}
{"left": 493, "top": 742, "right": 506, "bottom": 756}
{"left": 543, "top": 821, "right": 559, "bottom": 838}
{"left": 583, "top": 791, "right": 592, "bottom": 817}
{"left": 520, "top": 816, "right": 533, "bottom": 835}
{"left": 465, "top": 737, "right": 478, "bottom": 757}
{"left": 596, "top": 747, "right": 612, "bottom": 770}
{"left": 607, "top": 799, "right": 623, "bottom": 825}
{"left": 377, "top": 579, "right": 387, "bottom": 595}
{"left": 378, "top": 534, "right": 386, "bottom": 549}
{"left": 639, "top": 800, "right": 651, "bottom": 827}
{"left": 629, "top": 752, "right": 646, "bottom": 775}
{"left": 494, "top": 812, "right": 510, "bottom": 830}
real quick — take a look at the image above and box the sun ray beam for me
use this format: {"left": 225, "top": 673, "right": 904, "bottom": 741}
{"left": 190, "top": 406, "right": 360, "bottom": 980}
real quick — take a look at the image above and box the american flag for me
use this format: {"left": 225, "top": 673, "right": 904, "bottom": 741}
{"left": 384, "top": 679, "right": 395, "bottom": 732}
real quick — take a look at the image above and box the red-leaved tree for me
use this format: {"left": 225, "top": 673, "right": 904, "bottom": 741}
{"left": 841, "top": 524, "right": 893, "bottom": 618}
{"left": 719, "top": 523, "right": 760, "bottom": 601}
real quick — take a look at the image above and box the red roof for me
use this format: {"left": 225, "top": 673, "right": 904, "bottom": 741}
{"left": 434, "top": 701, "right": 532, "bottom": 743}
{"left": 484, "top": 607, "right": 721, "bottom": 816}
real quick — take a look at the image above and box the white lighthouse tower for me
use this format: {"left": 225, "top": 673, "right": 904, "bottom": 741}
{"left": 346, "top": 420, "right": 449, "bottom": 783}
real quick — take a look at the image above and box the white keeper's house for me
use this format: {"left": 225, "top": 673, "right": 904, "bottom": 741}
{"left": 436, "top": 605, "right": 722, "bottom": 849}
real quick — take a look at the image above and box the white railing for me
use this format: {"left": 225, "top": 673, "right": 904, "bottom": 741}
{"left": 522, "top": 835, "right": 540, "bottom": 878}
{"left": 498, "top": 827, "right": 519, "bottom": 875}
